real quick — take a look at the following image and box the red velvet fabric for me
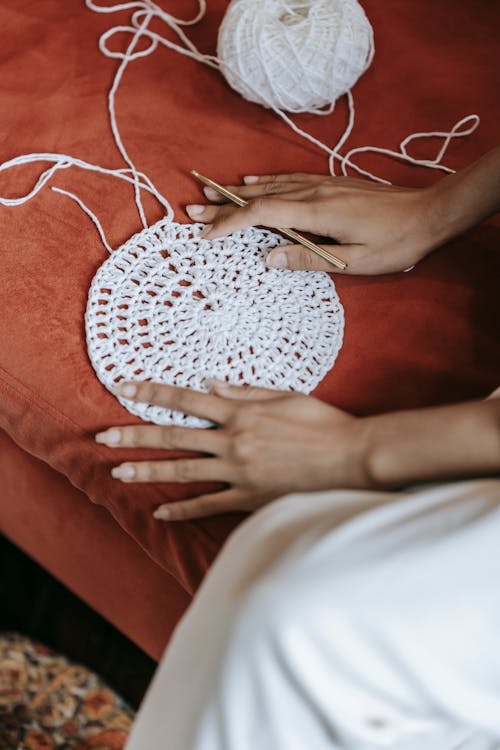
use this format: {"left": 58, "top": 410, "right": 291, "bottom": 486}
{"left": 0, "top": 429, "right": 189, "bottom": 660}
{"left": 1, "top": 0, "right": 499, "bottom": 599}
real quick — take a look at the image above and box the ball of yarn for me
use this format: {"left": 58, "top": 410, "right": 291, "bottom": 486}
{"left": 217, "top": 0, "right": 374, "bottom": 113}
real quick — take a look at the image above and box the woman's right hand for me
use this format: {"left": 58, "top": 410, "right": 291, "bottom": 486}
{"left": 187, "top": 147, "right": 500, "bottom": 275}
{"left": 187, "top": 173, "right": 447, "bottom": 274}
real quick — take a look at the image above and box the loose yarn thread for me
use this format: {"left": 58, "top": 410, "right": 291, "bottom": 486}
{"left": 0, "top": 0, "right": 482, "bottom": 425}
{"left": 0, "top": 0, "right": 481, "bottom": 235}
{"left": 86, "top": 0, "right": 480, "bottom": 188}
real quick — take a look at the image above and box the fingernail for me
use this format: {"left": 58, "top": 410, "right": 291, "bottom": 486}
{"left": 153, "top": 507, "right": 170, "bottom": 520}
{"left": 200, "top": 224, "right": 213, "bottom": 237}
{"left": 243, "top": 176, "right": 258, "bottom": 184}
{"left": 267, "top": 252, "right": 287, "bottom": 269}
{"left": 112, "top": 464, "right": 136, "bottom": 480}
{"left": 120, "top": 383, "right": 137, "bottom": 398}
{"left": 203, "top": 187, "right": 219, "bottom": 200}
{"left": 95, "top": 428, "right": 121, "bottom": 445}
{"left": 186, "top": 204, "right": 205, "bottom": 217}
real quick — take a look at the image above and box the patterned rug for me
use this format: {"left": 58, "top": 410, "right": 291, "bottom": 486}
{"left": 0, "top": 633, "right": 134, "bottom": 749}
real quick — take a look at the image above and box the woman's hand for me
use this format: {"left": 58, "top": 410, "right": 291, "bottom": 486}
{"left": 95, "top": 381, "right": 500, "bottom": 521}
{"left": 186, "top": 173, "right": 444, "bottom": 275}
{"left": 186, "top": 148, "right": 500, "bottom": 274}
{"left": 95, "top": 380, "right": 371, "bottom": 521}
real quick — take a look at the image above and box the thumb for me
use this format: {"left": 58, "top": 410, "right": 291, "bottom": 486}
{"left": 266, "top": 245, "right": 350, "bottom": 273}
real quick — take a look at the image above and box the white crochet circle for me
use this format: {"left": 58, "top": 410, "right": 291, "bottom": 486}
{"left": 86, "top": 219, "right": 344, "bottom": 427}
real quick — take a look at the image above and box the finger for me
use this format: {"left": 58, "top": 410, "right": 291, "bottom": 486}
{"left": 266, "top": 244, "right": 351, "bottom": 273}
{"left": 199, "top": 198, "right": 322, "bottom": 240}
{"left": 95, "top": 424, "right": 226, "bottom": 454}
{"left": 243, "top": 173, "right": 327, "bottom": 185}
{"left": 114, "top": 382, "right": 235, "bottom": 424}
{"left": 153, "top": 488, "right": 247, "bottom": 521}
{"left": 111, "top": 458, "right": 233, "bottom": 484}
{"left": 202, "top": 183, "right": 316, "bottom": 203}
{"left": 208, "top": 379, "right": 286, "bottom": 401}
{"left": 186, "top": 202, "right": 234, "bottom": 224}
{"left": 187, "top": 188, "right": 317, "bottom": 224}
{"left": 268, "top": 243, "right": 418, "bottom": 276}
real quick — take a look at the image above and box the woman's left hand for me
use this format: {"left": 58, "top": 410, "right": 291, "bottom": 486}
{"left": 95, "top": 380, "right": 371, "bottom": 521}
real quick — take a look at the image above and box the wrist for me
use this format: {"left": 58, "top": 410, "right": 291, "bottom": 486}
{"left": 417, "top": 179, "right": 466, "bottom": 254}
{"left": 422, "top": 147, "right": 500, "bottom": 252}
{"left": 361, "top": 400, "right": 500, "bottom": 489}
{"left": 336, "top": 417, "right": 378, "bottom": 490}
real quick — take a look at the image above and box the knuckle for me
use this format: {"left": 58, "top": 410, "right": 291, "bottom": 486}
{"left": 298, "top": 249, "right": 317, "bottom": 271}
{"left": 120, "top": 428, "right": 136, "bottom": 447}
{"left": 145, "top": 382, "right": 162, "bottom": 405}
{"left": 230, "top": 406, "right": 258, "bottom": 431}
{"left": 248, "top": 197, "right": 269, "bottom": 215}
{"left": 263, "top": 180, "right": 278, "bottom": 195}
{"left": 171, "top": 390, "right": 189, "bottom": 414}
{"left": 218, "top": 205, "right": 235, "bottom": 220}
{"left": 192, "top": 499, "right": 212, "bottom": 517}
{"left": 318, "top": 184, "right": 335, "bottom": 197}
{"left": 238, "top": 386, "right": 261, "bottom": 401}
{"left": 148, "top": 463, "right": 165, "bottom": 482}
{"left": 161, "top": 425, "right": 182, "bottom": 448}
{"left": 168, "top": 503, "right": 190, "bottom": 521}
{"left": 231, "top": 438, "right": 253, "bottom": 463}
{"left": 173, "top": 460, "right": 193, "bottom": 482}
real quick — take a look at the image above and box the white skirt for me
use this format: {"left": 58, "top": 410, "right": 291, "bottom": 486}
{"left": 126, "top": 478, "right": 500, "bottom": 750}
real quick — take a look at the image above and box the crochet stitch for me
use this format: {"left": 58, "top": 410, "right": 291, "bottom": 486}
{"left": 86, "top": 220, "right": 344, "bottom": 427}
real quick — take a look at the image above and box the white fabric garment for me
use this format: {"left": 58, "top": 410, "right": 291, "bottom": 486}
{"left": 126, "top": 478, "right": 500, "bottom": 750}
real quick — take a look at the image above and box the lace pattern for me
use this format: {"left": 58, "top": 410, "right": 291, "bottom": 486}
{"left": 86, "top": 219, "right": 344, "bottom": 427}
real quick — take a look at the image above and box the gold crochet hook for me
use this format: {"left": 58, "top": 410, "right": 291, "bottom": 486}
{"left": 191, "top": 170, "right": 348, "bottom": 271}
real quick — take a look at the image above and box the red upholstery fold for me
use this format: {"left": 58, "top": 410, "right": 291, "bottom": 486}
{"left": 1, "top": 0, "right": 499, "bottom": 594}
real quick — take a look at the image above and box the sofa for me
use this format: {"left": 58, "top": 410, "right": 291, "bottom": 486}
{"left": 1, "top": 0, "right": 499, "bottom": 660}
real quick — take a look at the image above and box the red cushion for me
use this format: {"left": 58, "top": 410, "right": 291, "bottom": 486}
{"left": 1, "top": 0, "right": 499, "bottom": 594}
{"left": 0, "top": 429, "right": 189, "bottom": 660}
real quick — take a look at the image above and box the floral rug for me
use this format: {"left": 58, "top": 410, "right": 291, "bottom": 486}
{"left": 0, "top": 633, "right": 134, "bottom": 749}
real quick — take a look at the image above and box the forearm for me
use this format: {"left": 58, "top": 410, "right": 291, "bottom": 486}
{"left": 428, "top": 146, "right": 500, "bottom": 248}
{"left": 362, "top": 397, "right": 500, "bottom": 488}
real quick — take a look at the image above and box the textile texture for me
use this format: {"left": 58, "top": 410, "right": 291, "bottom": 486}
{"left": 0, "top": 633, "right": 134, "bottom": 750}
{"left": 86, "top": 220, "right": 343, "bottom": 426}
{"left": 0, "top": 0, "right": 499, "bottom": 602}
{"left": 127, "top": 478, "right": 500, "bottom": 750}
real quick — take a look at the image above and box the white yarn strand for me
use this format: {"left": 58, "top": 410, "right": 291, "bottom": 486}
{"left": 340, "top": 114, "right": 481, "bottom": 184}
{"left": 86, "top": 0, "right": 481, "bottom": 185}
{"left": 0, "top": 152, "right": 172, "bottom": 215}
{"left": 51, "top": 186, "right": 114, "bottom": 254}
{"left": 0, "top": 0, "right": 481, "bottom": 235}
{"left": 106, "top": 7, "right": 154, "bottom": 228}
{"left": 0, "top": 0, "right": 482, "bottom": 426}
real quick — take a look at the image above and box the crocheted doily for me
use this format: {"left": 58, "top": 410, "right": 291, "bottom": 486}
{"left": 86, "top": 219, "right": 344, "bottom": 427}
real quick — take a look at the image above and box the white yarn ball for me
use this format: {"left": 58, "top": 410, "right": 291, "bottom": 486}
{"left": 217, "top": 0, "right": 374, "bottom": 113}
